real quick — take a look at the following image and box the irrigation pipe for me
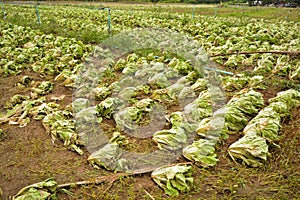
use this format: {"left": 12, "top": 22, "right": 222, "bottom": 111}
{"left": 210, "top": 50, "right": 300, "bottom": 58}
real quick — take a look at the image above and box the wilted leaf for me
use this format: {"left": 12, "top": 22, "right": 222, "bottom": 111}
{"left": 182, "top": 139, "right": 218, "bottom": 167}
{"left": 269, "top": 89, "right": 300, "bottom": 110}
{"left": 13, "top": 178, "right": 58, "bottom": 200}
{"left": 153, "top": 128, "right": 187, "bottom": 150}
{"left": 151, "top": 165, "right": 193, "bottom": 197}
{"left": 32, "top": 81, "right": 54, "bottom": 95}
{"left": 228, "top": 132, "right": 268, "bottom": 167}
{"left": 96, "top": 97, "right": 123, "bottom": 119}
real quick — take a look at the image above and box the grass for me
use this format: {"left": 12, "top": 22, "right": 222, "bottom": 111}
{"left": 54, "top": 2, "right": 300, "bottom": 22}
{"left": 220, "top": 7, "right": 300, "bottom": 22}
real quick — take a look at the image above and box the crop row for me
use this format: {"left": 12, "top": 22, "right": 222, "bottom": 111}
{"left": 2, "top": 4, "right": 299, "bottom": 78}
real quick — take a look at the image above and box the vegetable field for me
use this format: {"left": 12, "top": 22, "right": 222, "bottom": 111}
{"left": 0, "top": 2, "right": 299, "bottom": 200}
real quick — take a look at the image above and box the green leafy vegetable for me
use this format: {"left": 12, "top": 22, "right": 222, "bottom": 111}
{"left": 6, "top": 94, "right": 30, "bottom": 108}
{"left": 96, "top": 97, "right": 123, "bottom": 119}
{"left": 228, "top": 133, "right": 268, "bottom": 168}
{"left": 29, "top": 102, "right": 60, "bottom": 120}
{"left": 13, "top": 178, "right": 58, "bottom": 200}
{"left": 114, "top": 99, "right": 156, "bottom": 131}
{"left": 19, "top": 76, "right": 32, "bottom": 85}
{"left": 0, "top": 97, "right": 45, "bottom": 127}
{"left": 93, "top": 87, "right": 112, "bottom": 100}
{"left": 151, "top": 165, "right": 193, "bottom": 197}
{"left": 182, "top": 139, "right": 218, "bottom": 167}
{"left": 227, "top": 89, "right": 264, "bottom": 116}
{"left": 43, "top": 110, "right": 83, "bottom": 155}
{"left": 224, "top": 106, "right": 248, "bottom": 131}
{"left": 32, "top": 81, "right": 54, "bottom": 95}
{"left": 228, "top": 89, "right": 300, "bottom": 167}
{"left": 88, "top": 132, "right": 126, "bottom": 171}
{"left": 191, "top": 78, "right": 208, "bottom": 92}
{"left": 269, "top": 89, "right": 300, "bottom": 110}
{"left": 153, "top": 128, "right": 187, "bottom": 150}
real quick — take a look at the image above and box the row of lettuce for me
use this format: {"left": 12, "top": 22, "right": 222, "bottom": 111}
{"left": 1, "top": 4, "right": 300, "bottom": 80}
{"left": 1, "top": 44, "right": 300, "bottom": 198}
{"left": 5, "top": 59, "right": 300, "bottom": 198}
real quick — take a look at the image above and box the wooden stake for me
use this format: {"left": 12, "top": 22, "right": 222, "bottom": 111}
{"left": 57, "top": 162, "right": 192, "bottom": 189}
